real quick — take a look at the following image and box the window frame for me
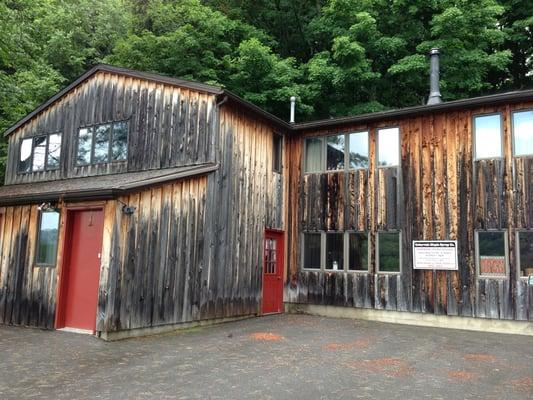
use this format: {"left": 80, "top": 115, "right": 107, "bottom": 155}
{"left": 376, "top": 126, "right": 401, "bottom": 169}
{"left": 45, "top": 132, "right": 62, "bottom": 171}
{"left": 75, "top": 119, "right": 130, "bottom": 167}
{"left": 35, "top": 209, "right": 61, "bottom": 268}
{"left": 324, "top": 133, "right": 346, "bottom": 172}
{"left": 345, "top": 230, "right": 370, "bottom": 273}
{"left": 18, "top": 137, "right": 34, "bottom": 174}
{"left": 301, "top": 231, "right": 323, "bottom": 270}
{"left": 516, "top": 229, "right": 533, "bottom": 280}
{"left": 376, "top": 230, "right": 402, "bottom": 274}
{"left": 511, "top": 109, "right": 533, "bottom": 158}
{"left": 347, "top": 130, "right": 370, "bottom": 171}
{"left": 303, "top": 136, "right": 325, "bottom": 173}
{"left": 472, "top": 112, "right": 504, "bottom": 161}
{"left": 475, "top": 229, "right": 509, "bottom": 279}
{"left": 272, "top": 132, "right": 283, "bottom": 173}
{"left": 17, "top": 132, "right": 62, "bottom": 174}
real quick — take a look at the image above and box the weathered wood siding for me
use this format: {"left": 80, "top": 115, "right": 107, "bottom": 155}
{"left": 287, "top": 103, "right": 533, "bottom": 321}
{"left": 5, "top": 71, "right": 217, "bottom": 185}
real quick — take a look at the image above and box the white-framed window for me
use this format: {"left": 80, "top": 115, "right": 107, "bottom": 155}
{"left": 325, "top": 232, "right": 344, "bottom": 270}
{"left": 35, "top": 210, "right": 60, "bottom": 267}
{"left": 18, "top": 133, "right": 62, "bottom": 174}
{"left": 376, "top": 231, "right": 401, "bottom": 273}
{"left": 304, "top": 137, "right": 323, "bottom": 172}
{"left": 517, "top": 230, "right": 533, "bottom": 278}
{"left": 475, "top": 230, "right": 508, "bottom": 278}
{"left": 348, "top": 131, "right": 369, "bottom": 169}
{"left": 347, "top": 232, "right": 369, "bottom": 271}
{"left": 512, "top": 110, "right": 533, "bottom": 157}
{"left": 377, "top": 127, "right": 400, "bottom": 167}
{"left": 473, "top": 114, "right": 503, "bottom": 160}
{"left": 326, "top": 134, "right": 345, "bottom": 171}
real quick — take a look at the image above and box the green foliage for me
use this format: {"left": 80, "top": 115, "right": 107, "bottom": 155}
{"left": 1, "top": 0, "right": 532, "bottom": 184}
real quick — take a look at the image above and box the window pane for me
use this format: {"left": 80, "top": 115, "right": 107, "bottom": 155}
{"left": 305, "top": 138, "right": 323, "bottom": 172}
{"left": 77, "top": 128, "right": 93, "bottom": 165}
{"left": 475, "top": 114, "right": 502, "bottom": 159}
{"left": 348, "top": 131, "right": 369, "bottom": 169}
{"left": 378, "top": 128, "right": 399, "bottom": 167}
{"left": 32, "top": 136, "right": 47, "bottom": 171}
{"left": 518, "top": 232, "right": 533, "bottom": 277}
{"left": 19, "top": 138, "right": 32, "bottom": 173}
{"left": 303, "top": 233, "right": 321, "bottom": 269}
{"left": 378, "top": 232, "right": 400, "bottom": 272}
{"left": 93, "top": 124, "right": 110, "bottom": 163}
{"left": 37, "top": 211, "right": 60, "bottom": 265}
{"left": 325, "top": 233, "right": 343, "bottom": 270}
{"left": 272, "top": 133, "right": 282, "bottom": 173}
{"left": 112, "top": 121, "right": 128, "bottom": 161}
{"left": 478, "top": 231, "right": 506, "bottom": 275}
{"left": 46, "top": 133, "right": 61, "bottom": 169}
{"left": 326, "top": 135, "right": 345, "bottom": 170}
{"left": 348, "top": 233, "right": 368, "bottom": 271}
{"left": 513, "top": 111, "right": 533, "bottom": 156}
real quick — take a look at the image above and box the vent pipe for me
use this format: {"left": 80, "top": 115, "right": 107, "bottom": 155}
{"left": 290, "top": 96, "right": 296, "bottom": 123}
{"left": 427, "top": 48, "right": 442, "bottom": 105}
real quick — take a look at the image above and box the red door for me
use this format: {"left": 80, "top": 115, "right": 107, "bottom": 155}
{"left": 58, "top": 209, "right": 104, "bottom": 332}
{"left": 262, "top": 230, "right": 284, "bottom": 314}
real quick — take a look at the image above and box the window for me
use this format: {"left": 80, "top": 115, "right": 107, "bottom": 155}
{"left": 326, "top": 135, "right": 345, "bottom": 171}
{"left": 272, "top": 133, "right": 282, "bottom": 173}
{"left": 377, "top": 127, "right": 399, "bottom": 167}
{"left": 476, "top": 231, "right": 507, "bottom": 276}
{"left": 348, "top": 232, "right": 368, "bottom": 271}
{"left": 304, "top": 137, "right": 323, "bottom": 172}
{"left": 474, "top": 114, "right": 502, "bottom": 160}
{"left": 18, "top": 133, "right": 62, "bottom": 173}
{"left": 303, "top": 233, "right": 321, "bottom": 269}
{"left": 377, "top": 232, "right": 401, "bottom": 273}
{"left": 348, "top": 131, "right": 369, "bottom": 169}
{"left": 512, "top": 110, "right": 533, "bottom": 157}
{"left": 36, "top": 210, "right": 60, "bottom": 266}
{"left": 517, "top": 231, "right": 533, "bottom": 277}
{"left": 325, "top": 232, "right": 343, "bottom": 270}
{"left": 76, "top": 121, "right": 128, "bottom": 166}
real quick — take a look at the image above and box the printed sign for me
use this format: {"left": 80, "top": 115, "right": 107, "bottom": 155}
{"left": 413, "top": 240, "right": 458, "bottom": 270}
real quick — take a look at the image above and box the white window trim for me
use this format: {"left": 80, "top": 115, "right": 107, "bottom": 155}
{"left": 376, "top": 126, "right": 401, "bottom": 169}
{"left": 475, "top": 229, "right": 509, "bottom": 279}
{"left": 511, "top": 109, "right": 533, "bottom": 158}
{"left": 516, "top": 229, "right": 533, "bottom": 280}
{"left": 472, "top": 112, "right": 504, "bottom": 161}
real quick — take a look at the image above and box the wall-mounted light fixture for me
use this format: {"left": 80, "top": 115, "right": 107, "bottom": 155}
{"left": 37, "top": 202, "right": 59, "bottom": 212}
{"left": 117, "top": 199, "right": 136, "bottom": 215}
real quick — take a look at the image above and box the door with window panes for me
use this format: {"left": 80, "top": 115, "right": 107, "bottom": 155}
{"left": 262, "top": 230, "right": 284, "bottom": 314}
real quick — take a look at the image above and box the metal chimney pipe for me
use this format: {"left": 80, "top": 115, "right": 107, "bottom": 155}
{"left": 427, "top": 48, "right": 442, "bottom": 105}
{"left": 290, "top": 96, "right": 296, "bottom": 123}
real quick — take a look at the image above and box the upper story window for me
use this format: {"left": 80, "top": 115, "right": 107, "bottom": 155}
{"left": 18, "top": 133, "right": 62, "bottom": 174}
{"left": 474, "top": 114, "right": 502, "bottom": 160}
{"left": 36, "top": 210, "right": 60, "bottom": 267}
{"left": 512, "top": 110, "right": 533, "bottom": 157}
{"left": 304, "top": 131, "right": 369, "bottom": 173}
{"left": 272, "top": 133, "right": 282, "bottom": 173}
{"left": 377, "top": 127, "right": 399, "bottom": 167}
{"left": 76, "top": 121, "right": 128, "bottom": 166}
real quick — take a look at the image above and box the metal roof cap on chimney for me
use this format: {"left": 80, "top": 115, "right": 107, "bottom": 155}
{"left": 427, "top": 48, "right": 442, "bottom": 105}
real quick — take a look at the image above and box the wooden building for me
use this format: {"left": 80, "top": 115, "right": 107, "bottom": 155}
{"left": 0, "top": 64, "right": 531, "bottom": 338}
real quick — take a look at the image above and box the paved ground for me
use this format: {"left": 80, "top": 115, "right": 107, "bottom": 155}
{"left": 0, "top": 314, "right": 532, "bottom": 400}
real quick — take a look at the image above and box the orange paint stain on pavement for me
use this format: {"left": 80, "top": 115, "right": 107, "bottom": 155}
{"left": 464, "top": 353, "right": 498, "bottom": 362}
{"left": 447, "top": 370, "right": 480, "bottom": 382}
{"left": 249, "top": 332, "right": 284, "bottom": 342}
{"left": 345, "top": 358, "right": 413, "bottom": 378}
{"left": 324, "top": 337, "right": 373, "bottom": 351}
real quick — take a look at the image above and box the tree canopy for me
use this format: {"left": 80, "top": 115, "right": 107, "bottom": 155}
{"left": 1, "top": 0, "right": 532, "bottom": 182}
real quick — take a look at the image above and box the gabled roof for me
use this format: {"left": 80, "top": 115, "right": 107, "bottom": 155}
{"left": 0, "top": 163, "right": 218, "bottom": 206}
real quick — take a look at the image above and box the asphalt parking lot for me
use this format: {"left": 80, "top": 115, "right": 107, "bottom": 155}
{"left": 0, "top": 314, "right": 532, "bottom": 399}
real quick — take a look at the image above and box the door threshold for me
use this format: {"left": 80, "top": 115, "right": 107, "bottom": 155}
{"left": 57, "top": 327, "right": 94, "bottom": 335}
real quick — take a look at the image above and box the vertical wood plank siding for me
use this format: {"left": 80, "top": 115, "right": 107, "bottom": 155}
{"left": 288, "top": 102, "right": 533, "bottom": 321}
{"left": 5, "top": 71, "right": 216, "bottom": 185}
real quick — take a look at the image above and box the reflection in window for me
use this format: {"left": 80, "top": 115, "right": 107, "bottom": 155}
{"left": 303, "top": 233, "right": 321, "bottom": 269}
{"left": 378, "top": 128, "right": 399, "bottom": 167}
{"left": 305, "top": 138, "right": 323, "bottom": 172}
{"left": 518, "top": 232, "right": 533, "bottom": 277}
{"left": 112, "top": 121, "right": 128, "bottom": 161}
{"left": 93, "top": 124, "right": 111, "bottom": 163}
{"left": 378, "top": 232, "right": 400, "bottom": 272}
{"left": 325, "top": 232, "right": 343, "bottom": 270}
{"left": 477, "top": 231, "right": 506, "bottom": 275}
{"left": 348, "top": 131, "right": 369, "bottom": 169}
{"left": 32, "top": 136, "right": 47, "bottom": 171}
{"left": 77, "top": 128, "right": 93, "bottom": 165}
{"left": 47, "top": 133, "right": 61, "bottom": 169}
{"left": 513, "top": 111, "right": 533, "bottom": 157}
{"left": 326, "top": 135, "right": 345, "bottom": 171}
{"left": 36, "top": 210, "right": 60, "bottom": 266}
{"left": 474, "top": 114, "right": 502, "bottom": 160}
{"left": 348, "top": 232, "right": 368, "bottom": 271}
{"left": 18, "top": 138, "right": 33, "bottom": 173}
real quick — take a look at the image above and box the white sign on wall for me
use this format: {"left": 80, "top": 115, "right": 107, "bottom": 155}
{"left": 413, "top": 241, "right": 458, "bottom": 270}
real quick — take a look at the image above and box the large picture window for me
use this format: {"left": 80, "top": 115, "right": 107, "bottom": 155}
{"left": 18, "top": 133, "right": 62, "bottom": 173}
{"left": 476, "top": 231, "right": 507, "bottom": 277}
{"left": 76, "top": 121, "right": 129, "bottom": 166}
{"left": 517, "top": 231, "right": 533, "bottom": 278}
{"left": 36, "top": 210, "right": 60, "bottom": 266}
{"left": 512, "top": 110, "right": 533, "bottom": 157}
{"left": 474, "top": 114, "right": 502, "bottom": 160}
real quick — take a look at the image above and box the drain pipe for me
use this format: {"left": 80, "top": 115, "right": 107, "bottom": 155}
{"left": 427, "top": 48, "right": 442, "bottom": 105}
{"left": 290, "top": 96, "right": 296, "bottom": 124}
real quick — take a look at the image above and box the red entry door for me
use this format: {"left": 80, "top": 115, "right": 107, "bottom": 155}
{"left": 262, "top": 230, "right": 284, "bottom": 314}
{"left": 59, "top": 209, "right": 104, "bottom": 332}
